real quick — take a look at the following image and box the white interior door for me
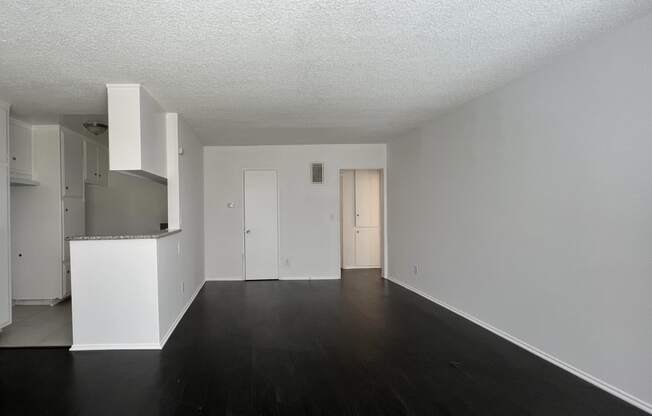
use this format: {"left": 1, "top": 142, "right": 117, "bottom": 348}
{"left": 354, "top": 170, "right": 381, "bottom": 268}
{"left": 244, "top": 170, "right": 278, "bottom": 280}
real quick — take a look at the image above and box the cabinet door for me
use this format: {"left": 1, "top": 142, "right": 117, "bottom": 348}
{"left": 62, "top": 198, "right": 85, "bottom": 261}
{"left": 62, "top": 262, "right": 71, "bottom": 298}
{"left": 98, "top": 146, "right": 109, "bottom": 186}
{"left": 61, "top": 130, "right": 84, "bottom": 197}
{"left": 9, "top": 120, "right": 32, "bottom": 177}
{"left": 84, "top": 140, "right": 99, "bottom": 184}
{"left": 0, "top": 166, "right": 10, "bottom": 329}
{"left": 0, "top": 107, "right": 8, "bottom": 164}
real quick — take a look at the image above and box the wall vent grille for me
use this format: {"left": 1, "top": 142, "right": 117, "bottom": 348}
{"left": 311, "top": 163, "right": 324, "bottom": 184}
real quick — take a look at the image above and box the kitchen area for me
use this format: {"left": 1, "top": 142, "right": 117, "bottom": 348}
{"left": 0, "top": 106, "right": 168, "bottom": 347}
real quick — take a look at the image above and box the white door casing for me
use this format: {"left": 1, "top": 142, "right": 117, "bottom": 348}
{"left": 340, "top": 171, "right": 356, "bottom": 268}
{"left": 244, "top": 170, "right": 279, "bottom": 280}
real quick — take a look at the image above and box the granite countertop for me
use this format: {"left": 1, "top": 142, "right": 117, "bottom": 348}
{"left": 67, "top": 229, "right": 181, "bottom": 241}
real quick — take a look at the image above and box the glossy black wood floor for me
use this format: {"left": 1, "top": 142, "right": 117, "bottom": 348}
{"left": 0, "top": 269, "right": 645, "bottom": 415}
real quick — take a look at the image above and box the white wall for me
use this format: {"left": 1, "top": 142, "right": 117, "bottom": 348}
{"left": 387, "top": 14, "right": 652, "bottom": 411}
{"left": 204, "top": 144, "right": 386, "bottom": 280}
{"left": 85, "top": 171, "right": 167, "bottom": 236}
{"left": 157, "top": 116, "right": 204, "bottom": 342}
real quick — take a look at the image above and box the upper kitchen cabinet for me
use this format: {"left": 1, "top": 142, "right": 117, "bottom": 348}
{"left": 84, "top": 140, "right": 98, "bottom": 184}
{"left": 106, "top": 84, "right": 167, "bottom": 183}
{"left": 84, "top": 140, "right": 109, "bottom": 186}
{"left": 61, "top": 128, "right": 84, "bottom": 197}
{"left": 9, "top": 118, "right": 33, "bottom": 179}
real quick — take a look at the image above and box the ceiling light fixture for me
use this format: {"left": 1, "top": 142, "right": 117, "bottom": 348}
{"left": 82, "top": 121, "right": 108, "bottom": 136}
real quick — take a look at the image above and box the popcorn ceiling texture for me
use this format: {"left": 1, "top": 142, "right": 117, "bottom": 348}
{"left": 1, "top": 1, "right": 651, "bottom": 145}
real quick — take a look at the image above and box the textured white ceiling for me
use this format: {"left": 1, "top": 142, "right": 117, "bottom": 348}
{"left": 1, "top": 1, "right": 651, "bottom": 145}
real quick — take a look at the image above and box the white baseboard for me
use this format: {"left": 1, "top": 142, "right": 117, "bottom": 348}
{"left": 205, "top": 276, "right": 244, "bottom": 281}
{"left": 280, "top": 275, "right": 341, "bottom": 281}
{"left": 342, "top": 266, "right": 381, "bottom": 270}
{"left": 385, "top": 276, "right": 652, "bottom": 415}
{"left": 13, "top": 298, "right": 66, "bottom": 306}
{"left": 159, "top": 280, "right": 205, "bottom": 348}
{"left": 207, "top": 275, "right": 341, "bottom": 282}
{"left": 70, "top": 343, "right": 161, "bottom": 351}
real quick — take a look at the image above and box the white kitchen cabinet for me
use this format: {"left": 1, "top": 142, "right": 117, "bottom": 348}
{"left": 0, "top": 101, "right": 10, "bottom": 329}
{"left": 84, "top": 140, "right": 99, "bottom": 184}
{"left": 61, "top": 129, "right": 84, "bottom": 197}
{"left": 107, "top": 84, "right": 167, "bottom": 182}
{"left": 9, "top": 119, "right": 32, "bottom": 178}
{"left": 12, "top": 125, "right": 84, "bottom": 303}
{"left": 0, "top": 104, "right": 8, "bottom": 164}
{"left": 63, "top": 197, "right": 84, "bottom": 260}
{"left": 84, "top": 140, "right": 109, "bottom": 187}
{"left": 0, "top": 165, "right": 10, "bottom": 328}
{"left": 98, "top": 145, "right": 109, "bottom": 186}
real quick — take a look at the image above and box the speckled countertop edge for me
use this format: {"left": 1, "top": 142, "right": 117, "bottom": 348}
{"left": 67, "top": 229, "right": 182, "bottom": 241}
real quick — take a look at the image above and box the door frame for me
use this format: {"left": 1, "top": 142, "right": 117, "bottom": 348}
{"left": 338, "top": 168, "right": 386, "bottom": 277}
{"left": 242, "top": 168, "right": 280, "bottom": 281}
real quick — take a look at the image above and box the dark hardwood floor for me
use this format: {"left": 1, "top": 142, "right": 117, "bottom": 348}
{"left": 0, "top": 269, "right": 644, "bottom": 415}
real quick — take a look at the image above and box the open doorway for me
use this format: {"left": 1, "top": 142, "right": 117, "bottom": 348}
{"left": 339, "top": 169, "right": 384, "bottom": 276}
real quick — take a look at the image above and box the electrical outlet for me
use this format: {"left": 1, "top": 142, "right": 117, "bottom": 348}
{"left": 413, "top": 265, "right": 419, "bottom": 275}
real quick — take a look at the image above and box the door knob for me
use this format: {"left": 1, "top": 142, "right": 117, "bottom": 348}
{"left": 245, "top": 229, "right": 251, "bottom": 234}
